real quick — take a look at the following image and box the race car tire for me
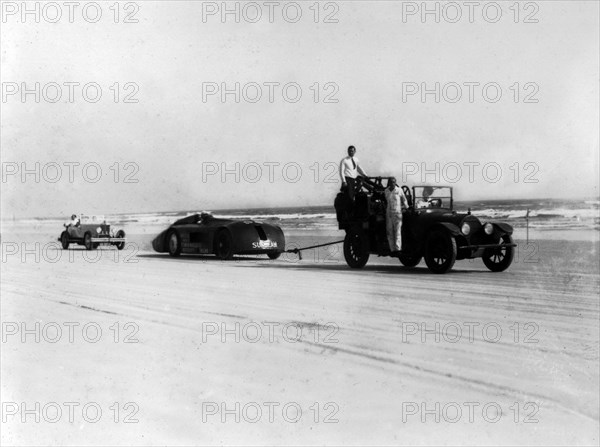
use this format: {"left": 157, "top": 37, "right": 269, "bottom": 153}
{"left": 115, "top": 230, "right": 126, "bottom": 250}
{"left": 424, "top": 230, "right": 457, "bottom": 274}
{"left": 167, "top": 230, "right": 182, "bottom": 257}
{"left": 482, "top": 234, "right": 515, "bottom": 272}
{"left": 399, "top": 253, "right": 422, "bottom": 268}
{"left": 60, "top": 232, "right": 70, "bottom": 250}
{"left": 215, "top": 230, "right": 234, "bottom": 260}
{"left": 343, "top": 228, "right": 370, "bottom": 268}
{"left": 83, "top": 233, "right": 94, "bottom": 250}
{"left": 267, "top": 251, "right": 281, "bottom": 260}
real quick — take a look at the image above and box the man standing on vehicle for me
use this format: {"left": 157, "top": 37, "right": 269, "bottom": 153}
{"left": 339, "top": 145, "right": 367, "bottom": 201}
{"left": 384, "top": 177, "right": 408, "bottom": 255}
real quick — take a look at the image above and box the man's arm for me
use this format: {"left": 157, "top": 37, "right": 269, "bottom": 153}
{"left": 357, "top": 159, "right": 367, "bottom": 177}
{"left": 339, "top": 159, "right": 346, "bottom": 184}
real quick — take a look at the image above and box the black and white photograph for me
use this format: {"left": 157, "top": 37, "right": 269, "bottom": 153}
{"left": 1, "top": 0, "right": 599, "bottom": 445}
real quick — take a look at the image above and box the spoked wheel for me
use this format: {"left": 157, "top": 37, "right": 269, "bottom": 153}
{"left": 424, "top": 230, "right": 457, "bottom": 273}
{"left": 60, "top": 232, "right": 70, "bottom": 249}
{"left": 399, "top": 253, "right": 422, "bottom": 268}
{"left": 83, "top": 233, "right": 94, "bottom": 250}
{"left": 167, "top": 230, "right": 181, "bottom": 256}
{"left": 215, "top": 230, "right": 234, "bottom": 260}
{"left": 343, "top": 228, "right": 370, "bottom": 268}
{"left": 483, "top": 234, "right": 515, "bottom": 272}
{"left": 115, "top": 230, "right": 126, "bottom": 250}
{"left": 267, "top": 251, "right": 281, "bottom": 260}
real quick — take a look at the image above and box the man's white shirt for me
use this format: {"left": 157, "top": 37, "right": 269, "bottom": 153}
{"left": 385, "top": 188, "right": 407, "bottom": 214}
{"left": 339, "top": 156, "right": 367, "bottom": 181}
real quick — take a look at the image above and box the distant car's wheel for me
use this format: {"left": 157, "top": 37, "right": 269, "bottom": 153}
{"left": 483, "top": 234, "right": 515, "bottom": 272}
{"left": 343, "top": 228, "right": 370, "bottom": 268}
{"left": 215, "top": 230, "right": 234, "bottom": 260}
{"left": 399, "top": 253, "right": 422, "bottom": 267}
{"left": 60, "top": 232, "right": 70, "bottom": 249}
{"left": 424, "top": 230, "right": 457, "bottom": 273}
{"left": 167, "top": 230, "right": 181, "bottom": 257}
{"left": 267, "top": 251, "right": 281, "bottom": 260}
{"left": 83, "top": 233, "right": 93, "bottom": 250}
{"left": 115, "top": 230, "right": 126, "bottom": 250}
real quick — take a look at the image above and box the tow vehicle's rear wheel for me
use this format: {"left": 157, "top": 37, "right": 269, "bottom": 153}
{"left": 83, "top": 233, "right": 93, "bottom": 250}
{"left": 483, "top": 234, "right": 515, "bottom": 272}
{"left": 267, "top": 251, "right": 281, "bottom": 260}
{"left": 115, "top": 230, "right": 126, "bottom": 250}
{"left": 215, "top": 230, "right": 234, "bottom": 260}
{"left": 424, "top": 230, "right": 457, "bottom": 273}
{"left": 343, "top": 228, "right": 370, "bottom": 268}
{"left": 399, "top": 253, "right": 422, "bottom": 268}
{"left": 60, "top": 232, "right": 70, "bottom": 249}
{"left": 167, "top": 230, "right": 181, "bottom": 256}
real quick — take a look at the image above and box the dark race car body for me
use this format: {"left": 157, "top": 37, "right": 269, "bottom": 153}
{"left": 152, "top": 213, "right": 285, "bottom": 260}
{"left": 334, "top": 178, "right": 516, "bottom": 273}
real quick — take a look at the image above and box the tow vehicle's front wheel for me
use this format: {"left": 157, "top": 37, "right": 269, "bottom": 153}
{"left": 60, "top": 232, "right": 69, "bottom": 249}
{"left": 167, "top": 230, "right": 181, "bottom": 256}
{"left": 343, "top": 228, "right": 370, "bottom": 268}
{"left": 83, "top": 233, "right": 93, "bottom": 250}
{"left": 424, "top": 230, "right": 457, "bottom": 273}
{"left": 215, "top": 230, "right": 234, "bottom": 260}
{"left": 482, "top": 234, "right": 515, "bottom": 272}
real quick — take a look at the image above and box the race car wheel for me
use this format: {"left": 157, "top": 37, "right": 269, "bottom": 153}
{"left": 424, "top": 230, "right": 457, "bottom": 274}
{"left": 83, "top": 233, "right": 94, "bottom": 250}
{"left": 399, "top": 253, "right": 422, "bottom": 268}
{"left": 483, "top": 234, "right": 515, "bottom": 272}
{"left": 215, "top": 230, "right": 234, "bottom": 260}
{"left": 343, "top": 228, "right": 370, "bottom": 268}
{"left": 115, "top": 230, "right": 126, "bottom": 250}
{"left": 167, "top": 230, "right": 182, "bottom": 257}
{"left": 60, "top": 232, "right": 70, "bottom": 249}
{"left": 267, "top": 251, "right": 281, "bottom": 260}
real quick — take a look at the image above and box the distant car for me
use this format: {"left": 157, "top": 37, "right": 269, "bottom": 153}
{"left": 59, "top": 215, "right": 126, "bottom": 250}
{"left": 152, "top": 213, "right": 285, "bottom": 260}
{"left": 334, "top": 177, "right": 516, "bottom": 273}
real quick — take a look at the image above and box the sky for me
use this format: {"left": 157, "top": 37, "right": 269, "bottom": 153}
{"left": 1, "top": 0, "right": 599, "bottom": 218}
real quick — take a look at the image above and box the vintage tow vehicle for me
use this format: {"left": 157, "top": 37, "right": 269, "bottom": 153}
{"left": 334, "top": 177, "right": 516, "bottom": 273}
{"left": 59, "top": 215, "right": 126, "bottom": 250}
{"left": 152, "top": 212, "right": 285, "bottom": 260}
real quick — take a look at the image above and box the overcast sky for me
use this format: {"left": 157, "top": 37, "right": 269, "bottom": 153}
{"left": 1, "top": 0, "right": 598, "bottom": 217}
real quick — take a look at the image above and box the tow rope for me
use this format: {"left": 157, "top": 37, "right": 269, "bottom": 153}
{"left": 285, "top": 240, "right": 345, "bottom": 260}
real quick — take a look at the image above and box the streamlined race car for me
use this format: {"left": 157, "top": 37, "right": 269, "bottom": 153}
{"left": 152, "top": 213, "right": 285, "bottom": 260}
{"left": 335, "top": 177, "right": 516, "bottom": 273}
{"left": 59, "top": 215, "right": 126, "bottom": 250}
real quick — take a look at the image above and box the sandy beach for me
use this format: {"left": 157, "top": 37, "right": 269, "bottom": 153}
{"left": 1, "top": 221, "right": 598, "bottom": 446}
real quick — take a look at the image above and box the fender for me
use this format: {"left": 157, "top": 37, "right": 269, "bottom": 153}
{"left": 490, "top": 222, "right": 513, "bottom": 235}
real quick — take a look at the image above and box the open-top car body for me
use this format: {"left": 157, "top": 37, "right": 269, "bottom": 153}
{"left": 152, "top": 213, "right": 285, "bottom": 260}
{"left": 334, "top": 177, "right": 516, "bottom": 273}
{"left": 59, "top": 214, "right": 126, "bottom": 250}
